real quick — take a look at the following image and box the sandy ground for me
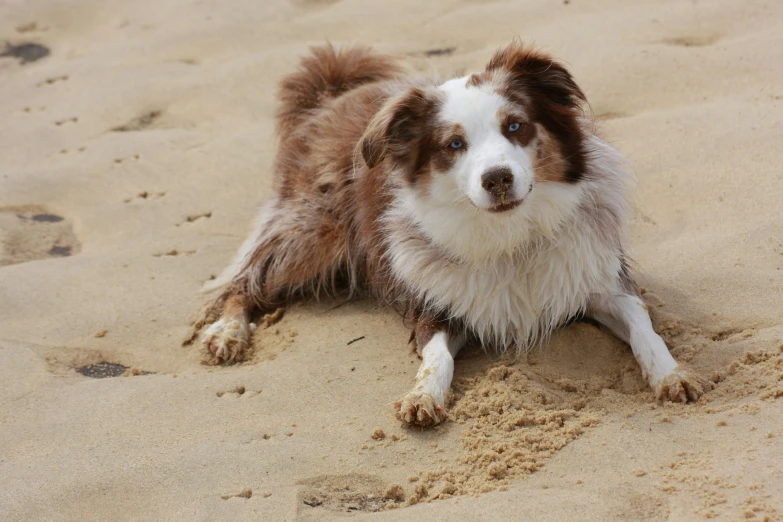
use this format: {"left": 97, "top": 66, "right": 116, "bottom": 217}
{"left": 2, "top": 0, "right": 783, "bottom": 519}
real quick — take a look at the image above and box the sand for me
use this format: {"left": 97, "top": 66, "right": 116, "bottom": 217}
{"left": 1, "top": 0, "right": 782, "bottom": 519}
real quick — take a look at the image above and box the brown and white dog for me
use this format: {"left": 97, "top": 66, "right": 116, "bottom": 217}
{"left": 199, "top": 42, "right": 704, "bottom": 426}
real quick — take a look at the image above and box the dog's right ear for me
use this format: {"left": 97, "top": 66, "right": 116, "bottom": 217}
{"left": 360, "top": 87, "right": 437, "bottom": 169}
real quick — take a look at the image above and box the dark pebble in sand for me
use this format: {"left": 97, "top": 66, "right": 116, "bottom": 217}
{"left": 76, "top": 362, "right": 128, "bottom": 378}
{"left": 424, "top": 47, "right": 456, "bottom": 57}
{"left": 32, "top": 214, "right": 64, "bottom": 223}
{"left": 1, "top": 42, "right": 50, "bottom": 64}
{"left": 48, "top": 245, "right": 72, "bottom": 257}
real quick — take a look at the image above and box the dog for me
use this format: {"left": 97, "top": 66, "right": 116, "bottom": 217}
{"left": 198, "top": 42, "right": 704, "bottom": 427}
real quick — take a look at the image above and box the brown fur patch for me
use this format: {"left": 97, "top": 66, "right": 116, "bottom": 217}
{"left": 498, "top": 108, "right": 536, "bottom": 148}
{"left": 232, "top": 47, "right": 407, "bottom": 310}
{"left": 531, "top": 125, "right": 569, "bottom": 182}
{"left": 276, "top": 44, "right": 403, "bottom": 141}
{"left": 406, "top": 310, "right": 460, "bottom": 356}
{"left": 485, "top": 43, "right": 587, "bottom": 183}
{"left": 359, "top": 87, "right": 450, "bottom": 187}
{"left": 466, "top": 72, "right": 490, "bottom": 87}
{"left": 223, "top": 293, "right": 249, "bottom": 320}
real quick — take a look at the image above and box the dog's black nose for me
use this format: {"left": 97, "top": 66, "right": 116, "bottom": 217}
{"left": 481, "top": 167, "right": 514, "bottom": 195}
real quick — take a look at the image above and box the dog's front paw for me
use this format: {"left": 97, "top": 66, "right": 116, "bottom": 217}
{"left": 201, "top": 318, "right": 252, "bottom": 363}
{"left": 394, "top": 392, "right": 446, "bottom": 427}
{"left": 652, "top": 369, "right": 706, "bottom": 403}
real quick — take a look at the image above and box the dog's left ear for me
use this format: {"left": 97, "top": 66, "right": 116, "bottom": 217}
{"left": 485, "top": 43, "right": 586, "bottom": 111}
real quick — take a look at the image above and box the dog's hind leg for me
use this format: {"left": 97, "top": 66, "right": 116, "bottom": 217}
{"left": 202, "top": 195, "right": 354, "bottom": 363}
{"left": 201, "top": 290, "right": 254, "bottom": 363}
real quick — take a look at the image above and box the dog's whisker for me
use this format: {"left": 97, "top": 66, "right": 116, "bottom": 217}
{"left": 532, "top": 151, "right": 582, "bottom": 172}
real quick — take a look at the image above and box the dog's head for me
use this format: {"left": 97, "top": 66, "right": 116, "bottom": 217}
{"left": 360, "top": 43, "right": 590, "bottom": 260}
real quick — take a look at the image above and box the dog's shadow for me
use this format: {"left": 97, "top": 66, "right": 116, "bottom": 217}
{"left": 452, "top": 318, "right": 644, "bottom": 395}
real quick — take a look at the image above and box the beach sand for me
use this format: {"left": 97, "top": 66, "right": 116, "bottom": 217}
{"left": 1, "top": 0, "right": 782, "bottom": 519}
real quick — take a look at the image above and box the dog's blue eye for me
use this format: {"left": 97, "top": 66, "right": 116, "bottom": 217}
{"left": 508, "top": 122, "right": 521, "bottom": 132}
{"left": 449, "top": 138, "right": 463, "bottom": 149}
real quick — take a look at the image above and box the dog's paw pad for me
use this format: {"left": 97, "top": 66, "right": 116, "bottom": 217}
{"left": 201, "top": 318, "right": 250, "bottom": 363}
{"left": 654, "top": 369, "right": 706, "bottom": 403}
{"left": 394, "top": 392, "right": 446, "bottom": 427}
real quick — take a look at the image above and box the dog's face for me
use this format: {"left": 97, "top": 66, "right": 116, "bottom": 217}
{"left": 435, "top": 77, "right": 538, "bottom": 212}
{"left": 360, "top": 44, "right": 590, "bottom": 260}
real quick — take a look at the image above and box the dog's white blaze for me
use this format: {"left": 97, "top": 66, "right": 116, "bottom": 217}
{"left": 438, "top": 77, "right": 535, "bottom": 209}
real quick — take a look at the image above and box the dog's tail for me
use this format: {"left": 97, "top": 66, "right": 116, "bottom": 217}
{"left": 276, "top": 44, "right": 403, "bottom": 139}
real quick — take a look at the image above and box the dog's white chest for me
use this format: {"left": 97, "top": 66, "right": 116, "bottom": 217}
{"left": 387, "top": 224, "right": 620, "bottom": 347}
